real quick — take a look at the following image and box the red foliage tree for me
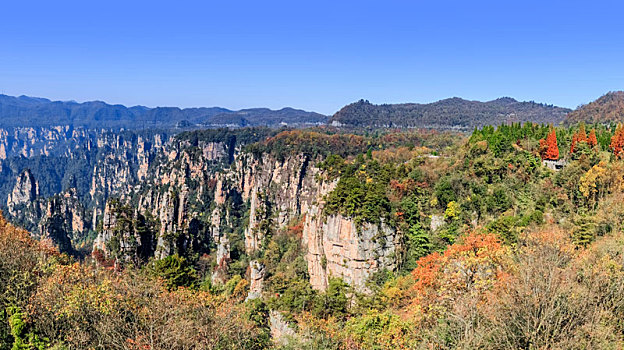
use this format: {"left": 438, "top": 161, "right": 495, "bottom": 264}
{"left": 588, "top": 129, "right": 598, "bottom": 147}
{"left": 610, "top": 124, "right": 624, "bottom": 158}
{"left": 540, "top": 128, "right": 559, "bottom": 160}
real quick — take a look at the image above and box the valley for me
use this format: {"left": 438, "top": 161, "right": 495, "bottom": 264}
{"left": 2, "top": 91, "right": 624, "bottom": 348}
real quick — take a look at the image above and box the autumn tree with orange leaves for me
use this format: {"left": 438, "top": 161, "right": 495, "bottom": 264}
{"left": 539, "top": 128, "right": 559, "bottom": 160}
{"left": 588, "top": 128, "right": 598, "bottom": 147}
{"left": 410, "top": 232, "right": 509, "bottom": 319}
{"left": 610, "top": 124, "right": 624, "bottom": 158}
{"left": 570, "top": 124, "right": 598, "bottom": 154}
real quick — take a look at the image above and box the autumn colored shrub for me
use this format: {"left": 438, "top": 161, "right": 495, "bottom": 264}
{"left": 342, "top": 311, "right": 420, "bottom": 349}
{"left": 410, "top": 232, "right": 509, "bottom": 320}
{"left": 0, "top": 214, "right": 64, "bottom": 348}
{"left": 29, "top": 264, "right": 267, "bottom": 349}
{"left": 474, "top": 229, "right": 624, "bottom": 349}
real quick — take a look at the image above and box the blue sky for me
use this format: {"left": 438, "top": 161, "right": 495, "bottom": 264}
{"left": 1, "top": 0, "right": 623, "bottom": 114}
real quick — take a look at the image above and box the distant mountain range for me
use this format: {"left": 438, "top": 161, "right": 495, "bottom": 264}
{"left": 9, "top": 93, "right": 623, "bottom": 131}
{"left": 0, "top": 95, "right": 327, "bottom": 129}
{"left": 330, "top": 97, "right": 571, "bottom": 130}
{"left": 564, "top": 91, "right": 624, "bottom": 125}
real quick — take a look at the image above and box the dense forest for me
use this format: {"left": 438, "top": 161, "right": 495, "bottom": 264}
{"left": 5, "top": 119, "right": 624, "bottom": 348}
{"left": 329, "top": 97, "right": 571, "bottom": 130}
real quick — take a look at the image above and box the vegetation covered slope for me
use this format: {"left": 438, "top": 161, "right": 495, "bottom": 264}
{"left": 0, "top": 215, "right": 271, "bottom": 349}
{"left": 7, "top": 123, "right": 624, "bottom": 348}
{"left": 564, "top": 91, "right": 624, "bottom": 125}
{"left": 330, "top": 97, "right": 570, "bottom": 130}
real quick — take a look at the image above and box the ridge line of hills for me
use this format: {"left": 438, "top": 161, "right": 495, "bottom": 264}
{"left": 0, "top": 94, "right": 327, "bottom": 129}
{"left": 329, "top": 97, "right": 572, "bottom": 129}
{"left": 2, "top": 91, "right": 624, "bottom": 130}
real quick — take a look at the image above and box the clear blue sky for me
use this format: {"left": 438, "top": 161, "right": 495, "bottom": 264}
{"left": 1, "top": 0, "right": 623, "bottom": 115}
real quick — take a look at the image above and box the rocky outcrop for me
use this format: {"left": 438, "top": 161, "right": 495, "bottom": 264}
{"left": 5, "top": 169, "right": 90, "bottom": 253}
{"left": 304, "top": 215, "right": 398, "bottom": 291}
{"left": 246, "top": 260, "right": 266, "bottom": 301}
{"left": 5, "top": 170, "right": 44, "bottom": 235}
{"left": 94, "top": 139, "right": 235, "bottom": 262}
{"left": 224, "top": 153, "right": 317, "bottom": 253}
{"left": 269, "top": 311, "right": 298, "bottom": 346}
{"left": 2, "top": 125, "right": 402, "bottom": 293}
{"left": 0, "top": 126, "right": 93, "bottom": 160}
{"left": 92, "top": 201, "right": 116, "bottom": 255}
{"left": 88, "top": 131, "right": 171, "bottom": 228}
{"left": 430, "top": 214, "right": 444, "bottom": 231}
{"left": 7, "top": 169, "right": 39, "bottom": 216}
{"left": 38, "top": 188, "right": 89, "bottom": 253}
{"left": 93, "top": 200, "right": 157, "bottom": 262}
{"left": 218, "top": 152, "right": 400, "bottom": 292}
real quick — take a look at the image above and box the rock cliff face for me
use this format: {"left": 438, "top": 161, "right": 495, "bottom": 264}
{"left": 246, "top": 260, "right": 266, "bottom": 301}
{"left": 0, "top": 126, "right": 172, "bottom": 253}
{"left": 0, "top": 126, "right": 93, "bottom": 160}
{"left": 7, "top": 169, "right": 39, "bottom": 217}
{"left": 269, "top": 311, "right": 298, "bottom": 345}
{"left": 303, "top": 215, "right": 397, "bottom": 290}
{"left": 6, "top": 170, "right": 89, "bottom": 253}
{"left": 91, "top": 138, "right": 400, "bottom": 291}
{"left": 134, "top": 140, "right": 230, "bottom": 259}
{"left": 93, "top": 138, "right": 237, "bottom": 262}
{"left": 88, "top": 131, "right": 170, "bottom": 229}
{"left": 38, "top": 189, "right": 88, "bottom": 253}
{"left": 218, "top": 152, "right": 399, "bottom": 291}
{"left": 6, "top": 170, "right": 45, "bottom": 236}
{"left": 2, "top": 126, "right": 401, "bottom": 293}
{"left": 92, "top": 200, "right": 156, "bottom": 262}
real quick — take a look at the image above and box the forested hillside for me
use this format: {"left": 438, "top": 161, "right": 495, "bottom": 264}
{"left": 330, "top": 97, "right": 571, "bottom": 129}
{"left": 564, "top": 91, "right": 624, "bottom": 125}
{"left": 5, "top": 122, "right": 624, "bottom": 348}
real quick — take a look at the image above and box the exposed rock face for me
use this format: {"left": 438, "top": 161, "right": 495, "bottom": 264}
{"left": 38, "top": 189, "right": 88, "bottom": 253}
{"left": 88, "top": 131, "right": 170, "bottom": 227}
{"left": 224, "top": 153, "right": 317, "bottom": 254}
{"left": 95, "top": 144, "right": 399, "bottom": 291}
{"left": 0, "top": 127, "right": 173, "bottom": 253}
{"left": 219, "top": 152, "right": 399, "bottom": 291}
{"left": 3, "top": 125, "right": 401, "bottom": 293}
{"left": 304, "top": 215, "right": 398, "bottom": 291}
{"left": 246, "top": 260, "right": 266, "bottom": 301}
{"left": 5, "top": 170, "right": 43, "bottom": 233}
{"left": 93, "top": 201, "right": 116, "bottom": 255}
{"left": 269, "top": 311, "right": 298, "bottom": 346}
{"left": 430, "top": 214, "right": 444, "bottom": 231}
{"left": 94, "top": 139, "right": 235, "bottom": 262}
{"left": 0, "top": 126, "right": 92, "bottom": 160}
{"left": 5, "top": 169, "right": 89, "bottom": 253}
{"left": 7, "top": 169, "right": 39, "bottom": 216}
{"left": 93, "top": 200, "right": 156, "bottom": 262}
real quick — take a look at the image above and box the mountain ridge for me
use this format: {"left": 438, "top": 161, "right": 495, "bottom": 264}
{"left": 330, "top": 97, "right": 571, "bottom": 130}
{"left": 564, "top": 91, "right": 624, "bottom": 125}
{"left": 0, "top": 94, "right": 327, "bottom": 129}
